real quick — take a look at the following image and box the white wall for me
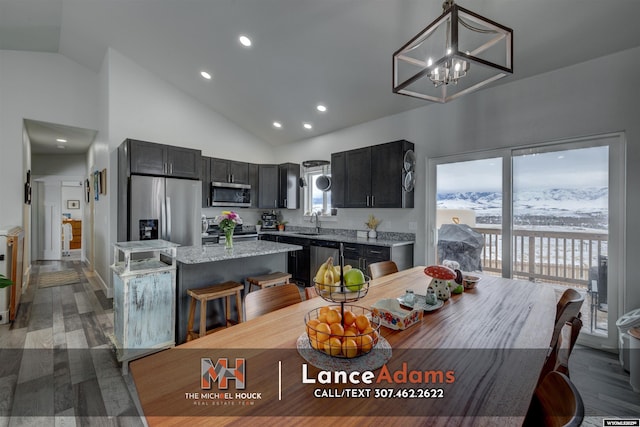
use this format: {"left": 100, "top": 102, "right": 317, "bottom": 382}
{"left": 274, "top": 45, "right": 640, "bottom": 314}
{"left": 0, "top": 51, "right": 99, "bottom": 228}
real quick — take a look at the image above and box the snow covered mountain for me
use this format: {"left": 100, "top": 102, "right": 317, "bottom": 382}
{"left": 437, "top": 187, "right": 608, "bottom": 229}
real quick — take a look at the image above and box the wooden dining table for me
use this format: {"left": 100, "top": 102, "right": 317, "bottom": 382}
{"left": 129, "top": 266, "right": 556, "bottom": 427}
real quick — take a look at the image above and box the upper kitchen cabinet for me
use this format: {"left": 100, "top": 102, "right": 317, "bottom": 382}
{"left": 258, "top": 164, "right": 279, "bottom": 209}
{"left": 201, "top": 156, "right": 211, "bottom": 207}
{"left": 279, "top": 163, "right": 300, "bottom": 209}
{"left": 249, "top": 163, "right": 259, "bottom": 209}
{"left": 258, "top": 163, "right": 300, "bottom": 209}
{"left": 126, "top": 139, "right": 201, "bottom": 180}
{"left": 331, "top": 152, "right": 346, "bottom": 208}
{"left": 211, "top": 158, "right": 250, "bottom": 185}
{"left": 331, "top": 140, "right": 414, "bottom": 208}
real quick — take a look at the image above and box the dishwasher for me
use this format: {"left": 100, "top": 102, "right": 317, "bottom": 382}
{"left": 310, "top": 240, "right": 340, "bottom": 283}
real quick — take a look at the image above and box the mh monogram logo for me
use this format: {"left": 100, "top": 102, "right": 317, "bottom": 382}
{"left": 201, "top": 358, "right": 246, "bottom": 390}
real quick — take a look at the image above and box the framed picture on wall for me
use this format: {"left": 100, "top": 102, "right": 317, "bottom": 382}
{"left": 24, "top": 169, "right": 32, "bottom": 205}
{"left": 85, "top": 178, "right": 91, "bottom": 203}
{"left": 100, "top": 168, "right": 107, "bottom": 194}
{"left": 67, "top": 200, "right": 80, "bottom": 209}
{"left": 93, "top": 171, "right": 99, "bottom": 201}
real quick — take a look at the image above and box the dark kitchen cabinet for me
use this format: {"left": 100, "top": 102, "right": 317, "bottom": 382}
{"left": 345, "top": 147, "right": 371, "bottom": 208}
{"left": 211, "top": 158, "right": 249, "bottom": 184}
{"left": 331, "top": 152, "right": 346, "bottom": 208}
{"left": 258, "top": 163, "right": 300, "bottom": 209}
{"left": 278, "top": 235, "right": 311, "bottom": 286}
{"left": 127, "top": 139, "right": 201, "bottom": 179}
{"left": 331, "top": 140, "right": 414, "bottom": 208}
{"left": 248, "top": 163, "right": 259, "bottom": 208}
{"left": 201, "top": 156, "right": 211, "bottom": 207}
{"left": 260, "top": 234, "right": 279, "bottom": 242}
{"left": 279, "top": 163, "right": 300, "bottom": 209}
{"left": 258, "top": 164, "right": 279, "bottom": 209}
{"left": 342, "top": 243, "right": 412, "bottom": 274}
{"left": 167, "top": 146, "right": 202, "bottom": 179}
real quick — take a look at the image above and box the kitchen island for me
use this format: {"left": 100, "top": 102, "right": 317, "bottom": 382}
{"left": 175, "top": 240, "right": 302, "bottom": 344}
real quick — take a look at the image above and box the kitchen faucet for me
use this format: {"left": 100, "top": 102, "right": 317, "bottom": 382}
{"left": 310, "top": 211, "right": 321, "bottom": 234}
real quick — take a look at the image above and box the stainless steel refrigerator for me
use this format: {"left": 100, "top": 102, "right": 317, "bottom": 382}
{"left": 130, "top": 175, "right": 201, "bottom": 246}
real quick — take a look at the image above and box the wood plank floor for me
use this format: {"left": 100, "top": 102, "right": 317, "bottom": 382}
{"left": 1, "top": 260, "right": 638, "bottom": 426}
{"left": 0, "top": 260, "right": 144, "bottom": 426}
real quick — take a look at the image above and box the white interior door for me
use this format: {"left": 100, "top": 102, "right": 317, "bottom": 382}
{"left": 43, "top": 182, "right": 61, "bottom": 260}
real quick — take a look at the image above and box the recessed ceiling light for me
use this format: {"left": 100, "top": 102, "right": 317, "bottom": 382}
{"left": 303, "top": 123, "right": 313, "bottom": 130}
{"left": 239, "top": 35, "right": 252, "bottom": 47}
{"left": 273, "top": 121, "right": 282, "bottom": 128}
{"left": 56, "top": 138, "right": 67, "bottom": 143}
{"left": 316, "top": 104, "right": 327, "bottom": 112}
{"left": 200, "top": 71, "right": 212, "bottom": 80}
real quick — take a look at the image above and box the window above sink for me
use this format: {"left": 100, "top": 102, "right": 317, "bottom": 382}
{"left": 303, "top": 166, "right": 335, "bottom": 218}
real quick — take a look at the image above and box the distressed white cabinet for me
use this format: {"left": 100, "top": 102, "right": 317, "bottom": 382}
{"left": 111, "top": 239, "right": 178, "bottom": 372}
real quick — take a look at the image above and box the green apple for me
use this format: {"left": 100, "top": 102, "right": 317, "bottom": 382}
{"left": 344, "top": 268, "right": 366, "bottom": 291}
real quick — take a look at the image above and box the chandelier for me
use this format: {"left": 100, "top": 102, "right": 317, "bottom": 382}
{"left": 393, "top": 0, "right": 513, "bottom": 103}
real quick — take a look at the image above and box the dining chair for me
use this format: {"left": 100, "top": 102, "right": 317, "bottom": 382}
{"left": 539, "top": 313, "right": 583, "bottom": 382}
{"left": 524, "top": 371, "right": 584, "bottom": 427}
{"left": 244, "top": 283, "right": 303, "bottom": 321}
{"left": 555, "top": 314, "right": 583, "bottom": 377}
{"left": 304, "top": 286, "right": 318, "bottom": 300}
{"left": 551, "top": 288, "right": 584, "bottom": 349}
{"left": 368, "top": 261, "right": 399, "bottom": 279}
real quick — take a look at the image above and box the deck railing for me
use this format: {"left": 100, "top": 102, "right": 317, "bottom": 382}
{"left": 472, "top": 227, "right": 608, "bottom": 287}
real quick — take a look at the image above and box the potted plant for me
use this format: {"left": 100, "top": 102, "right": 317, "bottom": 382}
{"left": 277, "top": 221, "right": 288, "bottom": 232}
{"left": 365, "top": 214, "right": 381, "bottom": 239}
{"left": 256, "top": 220, "right": 263, "bottom": 233}
{"left": 0, "top": 273, "right": 13, "bottom": 289}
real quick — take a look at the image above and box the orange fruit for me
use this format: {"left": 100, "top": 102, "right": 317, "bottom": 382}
{"left": 319, "top": 306, "right": 330, "bottom": 315}
{"left": 343, "top": 310, "right": 357, "bottom": 326}
{"left": 324, "top": 337, "right": 342, "bottom": 356}
{"left": 317, "top": 312, "right": 328, "bottom": 324}
{"left": 329, "top": 323, "right": 345, "bottom": 337}
{"left": 355, "top": 315, "right": 370, "bottom": 332}
{"left": 344, "top": 325, "right": 359, "bottom": 335}
{"left": 342, "top": 338, "right": 358, "bottom": 358}
{"left": 315, "top": 322, "right": 331, "bottom": 343}
{"left": 306, "top": 319, "right": 320, "bottom": 337}
{"left": 343, "top": 329, "right": 357, "bottom": 338}
{"left": 326, "top": 309, "right": 342, "bottom": 325}
{"left": 360, "top": 334, "right": 374, "bottom": 352}
{"left": 363, "top": 326, "right": 379, "bottom": 343}
{"left": 310, "top": 337, "right": 321, "bottom": 350}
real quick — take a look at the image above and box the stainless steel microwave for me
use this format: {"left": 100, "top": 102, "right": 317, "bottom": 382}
{"left": 210, "top": 182, "right": 251, "bottom": 207}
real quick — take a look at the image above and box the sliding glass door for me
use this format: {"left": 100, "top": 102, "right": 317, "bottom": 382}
{"left": 428, "top": 133, "right": 625, "bottom": 349}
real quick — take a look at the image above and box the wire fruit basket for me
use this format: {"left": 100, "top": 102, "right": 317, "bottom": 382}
{"left": 305, "top": 305, "right": 381, "bottom": 358}
{"left": 313, "top": 276, "right": 371, "bottom": 302}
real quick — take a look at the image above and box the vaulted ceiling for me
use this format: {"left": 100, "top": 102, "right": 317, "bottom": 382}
{"left": 3, "top": 0, "right": 640, "bottom": 149}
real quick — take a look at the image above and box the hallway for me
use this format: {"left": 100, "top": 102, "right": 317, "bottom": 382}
{"left": 0, "top": 259, "right": 144, "bottom": 426}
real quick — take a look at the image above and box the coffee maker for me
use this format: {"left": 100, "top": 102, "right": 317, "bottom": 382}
{"left": 261, "top": 212, "right": 278, "bottom": 230}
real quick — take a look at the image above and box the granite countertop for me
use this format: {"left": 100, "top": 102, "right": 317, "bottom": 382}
{"left": 260, "top": 231, "right": 414, "bottom": 247}
{"left": 176, "top": 240, "right": 302, "bottom": 264}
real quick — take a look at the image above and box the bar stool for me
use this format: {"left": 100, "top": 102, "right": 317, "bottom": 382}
{"left": 186, "top": 281, "right": 244, "bottom": 342}
{"left": 246, "top": 272, "right": 292, "bottom": 292}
